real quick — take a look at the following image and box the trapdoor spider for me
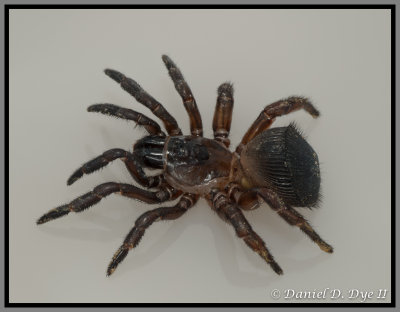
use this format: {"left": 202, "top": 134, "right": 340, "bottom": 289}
{"left": 37, "top": 55, "right": 333, "bottom": 276}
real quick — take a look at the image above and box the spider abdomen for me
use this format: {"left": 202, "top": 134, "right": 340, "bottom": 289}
{"left": 240, "top": 123, "right": 321, "bottom": 207}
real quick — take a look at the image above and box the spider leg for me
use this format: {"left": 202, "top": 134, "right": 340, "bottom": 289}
{"left": 226, "top": 183, "right": 261, "bottom": 211}
{"left": 213, "top": 83, "right": 234, "bottom": 147}
{"left": 104, "top": 69, "right": 182, "bottom": 136}
{"left": 107, "top": 193, "right": 198, "bottom": 276}
{"left": 87, "top": 103, "right": 165, "bottom": 136}
{"left": 209, "top": 190, "right": 283, "bottom": 275}
{"left": 67, "top": 148, "right": 164, "bottom": 188}
{"left": 257, "top": 188, "right": 333, "bottom": 253}
{"left": 226, "top": 184, "right": 333, "bottom": 253}
{"left": 36, "top": 183, "right": 181, "bottom": 224}
{"left": 161, "top": 55, "right": 203, "bottom": 136}
{"left": 236, "top": 97, "right": 320, "bottom": 153}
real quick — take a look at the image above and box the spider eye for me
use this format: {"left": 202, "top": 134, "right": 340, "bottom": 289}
{"left": 178, "top": 147, "right": 188, "bottom": 157}
{"left": 171, "top": 140, "right": 188, "bottom": 158}
{"left": 167, "top": 138, "right": 210, "bottom": 164}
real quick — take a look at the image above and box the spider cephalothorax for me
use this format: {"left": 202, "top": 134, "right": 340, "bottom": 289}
{"left": 37, "top": 55, "right": 333, "bottom": 276}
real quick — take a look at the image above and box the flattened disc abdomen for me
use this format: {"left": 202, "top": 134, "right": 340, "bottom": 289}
{"left": 240, "top": 123, "right": 320, "bottom": 207}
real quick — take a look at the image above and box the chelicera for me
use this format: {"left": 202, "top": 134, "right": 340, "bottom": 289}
{"left": 37, "top": 55, "right": 333, "bottom": 276}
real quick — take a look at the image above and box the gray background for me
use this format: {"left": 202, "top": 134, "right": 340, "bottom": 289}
{"left": 9, "top": 9, "right": 391, "bottom": 303}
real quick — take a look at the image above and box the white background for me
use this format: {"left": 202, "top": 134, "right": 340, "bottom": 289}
{"left": 9, "top": 9, "right": 391, "bottom": 303}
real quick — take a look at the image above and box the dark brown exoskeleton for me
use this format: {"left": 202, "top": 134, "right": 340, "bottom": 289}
{"left": 37, "top": 55, "right": 333, "bottom": 276}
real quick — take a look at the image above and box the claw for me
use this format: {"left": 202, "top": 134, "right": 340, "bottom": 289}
{"left": 37, "top": 205, "right": 70, "bottom": 224}
{"left": 107, "top": 245, "right": 129, "bottom": 276}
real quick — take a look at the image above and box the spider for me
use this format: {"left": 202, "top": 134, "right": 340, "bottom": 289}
{"left": 37, "top": 55, "right": 333, "bottom": 276}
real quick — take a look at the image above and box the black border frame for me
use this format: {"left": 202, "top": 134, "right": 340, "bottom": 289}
{"left": 4, "top": 4, "right": 396, "bottom": 308}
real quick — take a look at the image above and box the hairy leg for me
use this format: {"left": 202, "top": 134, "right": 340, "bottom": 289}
{"left": 237, "top": 96, "right": 319, "bottom": 153}
{"left": 213, "top": 83, "right": 234, "bottom": 147}
{"left": 162, "top": 55, "right": 203, "bottom": 136}
{"left": 257, "top": 188, "right": 333, "bottom": 253}
{"left": 67, "top": 148, "right": 163, "bottom": 188}
{"left": 107, "top": 193, "right": 198, "bottom": 275}
{"left": 104, "top": 69, "right": 182, "bottom": 136}
{"left": 87, "top": 103, "right": 165, "bottom": 136}
{"left": 37, "top": 183, "right": 181, "bottom": 224}
{"left": 209, "top": 190, "right": 283, "bottom": 275}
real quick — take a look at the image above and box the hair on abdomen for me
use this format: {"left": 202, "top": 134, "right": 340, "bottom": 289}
{"left": 240, "top": 122, "right": 321, "bottom": 208}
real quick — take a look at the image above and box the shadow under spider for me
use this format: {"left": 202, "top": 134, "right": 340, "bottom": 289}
{"left": 38, "top": 196, "right": 330, "bottom": 289}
